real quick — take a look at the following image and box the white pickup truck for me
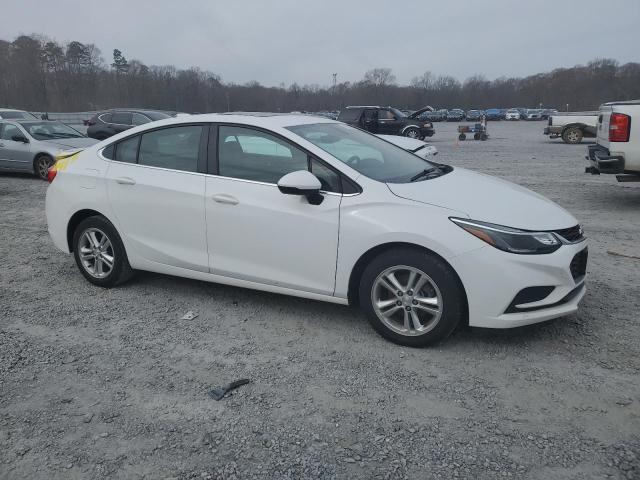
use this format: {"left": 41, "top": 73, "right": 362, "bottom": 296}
{"left": 586, "top": 100, "right": 640, "bottom": 182}
{"left": 544, "top": 112, "right": 598, "bottom": 144}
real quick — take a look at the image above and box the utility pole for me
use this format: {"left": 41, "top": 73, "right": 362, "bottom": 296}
{"left": 332, "top": 73, "right": 337, "bottom": 110}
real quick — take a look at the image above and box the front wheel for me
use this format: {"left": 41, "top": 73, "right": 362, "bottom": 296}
{"left": 358, "top": 249, "right": 465, "bottom": 347}
{"left": 404, "top": 127, "right": 420, "bottom": 139}
{"left": 72, "top": 216, "right": 134, "bottom": 287}
{"left": 33, "top": 154, "right": 54, "bottom": 180}
{"left": 458, "top": 133, "right": 466, "bottom": 141}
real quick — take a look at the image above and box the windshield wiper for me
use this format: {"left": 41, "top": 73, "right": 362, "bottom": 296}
{"left": 410, "top": 168, "right": 438, "bottom": 182}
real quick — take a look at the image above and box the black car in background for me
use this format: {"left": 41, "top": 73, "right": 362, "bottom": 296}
{"left": 465, "top": 110, "right": 484, "bottom": 121}
{"left": 86, "top": 109, "right": 174, "bottom": 140}
{"left": 337, "top": 106, "right": 435, "bottom": 139}
{"left": 446, "top": 109, "right": 465, "bottom": 122}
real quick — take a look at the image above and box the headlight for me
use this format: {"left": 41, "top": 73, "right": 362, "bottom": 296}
{"left": 450, "top": 218, "right": 561, "bottom": 254}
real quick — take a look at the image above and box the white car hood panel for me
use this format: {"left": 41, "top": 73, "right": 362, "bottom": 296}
{"left": 387, "top": 167, "right": 577, "bottom": 231}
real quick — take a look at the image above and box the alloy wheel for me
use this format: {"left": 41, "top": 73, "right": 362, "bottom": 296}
{"left": 371, "top": 265, "right": 442, "bottom": 336}
{"left": 37, "top": 156, "right": 52, "bottom": 179}
{"left": 78, "top": 228, "right": 114, "bottom": 278}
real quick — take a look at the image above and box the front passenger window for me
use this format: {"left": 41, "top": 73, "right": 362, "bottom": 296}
{"left": 218, "top": 126, "right": 308, "bottom": 184}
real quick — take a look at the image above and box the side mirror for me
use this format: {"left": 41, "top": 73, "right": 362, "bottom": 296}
{"left": 277, "top": 170, "right": 323, "bottom": 205}
{"left": 12, "top": 134, "right": 28, "bottom": 143}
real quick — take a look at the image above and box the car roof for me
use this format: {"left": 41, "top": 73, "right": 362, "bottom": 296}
{"left": 122, "top": 113, "right": 338, "bottom": 130}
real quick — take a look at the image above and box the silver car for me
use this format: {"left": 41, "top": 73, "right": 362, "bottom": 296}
{"left": 0, "top": 120, "right": 98, "bottom": 179}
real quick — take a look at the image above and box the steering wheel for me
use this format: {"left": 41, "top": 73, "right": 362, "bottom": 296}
{"left": 346, "top": 155, "right": 360, "bottom": 167}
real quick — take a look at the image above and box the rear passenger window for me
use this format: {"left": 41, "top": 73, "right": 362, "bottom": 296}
{"left": 115, "top": 135, "right": 139, "bottom": 163}
{"left": 111, "top": 112, "right": 132, "bottom": 125}
{"left": 138, "top": 126, "right": 202, "bottom": 172}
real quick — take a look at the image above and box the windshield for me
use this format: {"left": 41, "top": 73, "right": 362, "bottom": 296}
{"left": 390, "top": 108, "right": 406, "bottom": 118}
{"left": 288, "top": 123, "right": 437, "bottom": 183}
{"left": 21, "top": 121, "right": 84, "bottom": 140}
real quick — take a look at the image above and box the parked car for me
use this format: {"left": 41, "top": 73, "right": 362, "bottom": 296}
{"left": 46, "top": 113, "right": 587, "bottom": 347}
{"left": 505, "top": 109, "right": 521, "bottom": 121}
{"left": 586, "top": 100, "right": 640, "bottom": 182}
{"left": 422, "top": 109, "right": 447, "bottom": 122}
{"left": 337, "top": 106, "right": 434, "bottom": 139}
{"left": 541, "top": 109, "right": 558, "bottom": 120}
{"left": 0, "top": 108, "right": 38, "bottom": 120}
{"left": 544, "top": 111, "right": 598, "bottom": 144}
{"left": 484, "top": 108, "right": 502, "bottom": 120}
{"left": 465, "top": 110, "right": 484, "bottom": 122}
{"left": 523, "top": 109, "right": 543, "bottom": 121}
{"left": 0, "top": 120, "right": 98, "bottom": 179}
{"left": 446, "top": 109, "right": 465, "bottom": 122}
{"left": 377, "top": 134, "right": 438, "bottom": 159}
{"left": 86, "top": 109, "right": 174, "bottom": 140}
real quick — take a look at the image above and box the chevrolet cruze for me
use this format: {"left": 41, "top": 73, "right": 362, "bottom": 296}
{"left": 45, "top": 113, "right": 588, "bottom": 346}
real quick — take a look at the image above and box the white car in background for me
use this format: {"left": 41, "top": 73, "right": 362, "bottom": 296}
{"left": 45, "top": 114, "right": 587, "bottom": 347}
{"left": 505, "top": 109, "right": 521, "bottom": 121}
{"left": 377, "top": 134, "right": 438, "bottom": 158}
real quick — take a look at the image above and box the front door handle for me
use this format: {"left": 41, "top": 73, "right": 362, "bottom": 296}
{"left": 115, "top": 176, "right": 136, "bottom": 185}
{"left": 211, "top": 194, "right": 239, "bottom": 205}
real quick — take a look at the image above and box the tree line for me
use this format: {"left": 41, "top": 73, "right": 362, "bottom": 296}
{"left": 1, "top": 34, "right": 639, "bottom": 114}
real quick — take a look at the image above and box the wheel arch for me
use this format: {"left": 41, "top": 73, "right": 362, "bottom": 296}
{"left": 346, "top": 242, "right": 468, "bottom": 323}
{"left": 66, "top": 208, "right": 113, "bottom": 252}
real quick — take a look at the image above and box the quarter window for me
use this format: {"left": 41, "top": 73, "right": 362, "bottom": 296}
{"left": 310, "top": 158, "right": 341, "bottom": 193}
{"left": 218, "top": 126, "right": 308, "bottom": 184}
{"left": 115, "top": 135, "right": 139, "bottom": 163}
{"left": 138, "top": 126, "right": 202, "bottom": 172}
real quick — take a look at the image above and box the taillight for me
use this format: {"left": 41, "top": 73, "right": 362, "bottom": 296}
{"left": 609, "top": 113, "right": 631, "bottom": 142}
{"left": 47, "top": 166, "right": 57, "bottom": 183}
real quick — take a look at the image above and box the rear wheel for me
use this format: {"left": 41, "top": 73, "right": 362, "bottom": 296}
{"left": 72, "top": 216, "right": 134, "bottom": 287}
{"left": 358, "top": 248, "right": 465, "bottom": 347}
{"left": 33, "top": 154, "right": 54, "bottom": 180}
{"left": 480, "top": 133, "right": 488, "bottom": 141}
{"left": 473, "top": 133, "right": 480, "bottom": 140}
{"left": 562, "top": 127, "right": 583, "bottom": 144}
{"left": 458, "top": 133, "right": 466, "bottom": 141}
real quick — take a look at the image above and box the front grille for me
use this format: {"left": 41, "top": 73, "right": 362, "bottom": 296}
{"left": 570, "top": 248, "right": 588, "bottom": 282}
{"left": 555, "top": 225, "right": 584, "bottom": 243}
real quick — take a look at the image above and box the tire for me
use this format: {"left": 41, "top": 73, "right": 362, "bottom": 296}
{"left": 562, "top": 127, "right": 583, "bottom": 144}
{"left": 458, "top": 133, "right": 466, "bottom": 141}
{"left": 72, "top": 215, "right": 134, "bottom": 288}
{"left": 33, "top": 154, "right": 54, "bottom": 180}
{"left": 480, "top": 133, "right": 488, "bottom": 141}
{"left": 473, "top": 133, "right": 480, "bottom": 140}
{"left": 358, "top": 248, "right": 465, "bottom": 347}
{"left": 404, "top": 127, "right": 420, "bottom": 139}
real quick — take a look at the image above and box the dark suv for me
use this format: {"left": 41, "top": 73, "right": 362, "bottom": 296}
{"left": 86, "top": 109, "right": 174, "bottom": 140}
{"left": 337, "top": 106, "right": 435, "bottom": 139}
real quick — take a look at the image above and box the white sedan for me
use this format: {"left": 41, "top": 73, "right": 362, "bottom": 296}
{"left": 45, "top": 113, "right": 587, "bottom": 346}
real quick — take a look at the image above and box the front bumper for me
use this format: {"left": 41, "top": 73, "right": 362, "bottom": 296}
{"left": 449, "top": 240, "right": 588, "bottom": 328}
{"left": 420, "top": 127, "right": 435, "bottom": 137}
{"left": 586, "top": 144, "right": 625, "bottom": 174}
{"left": 544, "top": 126, "right": 562, "bottom": 137}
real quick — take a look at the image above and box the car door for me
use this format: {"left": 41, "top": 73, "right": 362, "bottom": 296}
{"left": 377, "top": 109, "right": 401, "bottom": 134}
{"left": 205, "top": 124, "right": 342, "bottom": 295}
{"left": 362, "top": 109, "right": 378, "bottom": 133}
{"left": 104, "top": 124, "right": 209, "bottom": 272}
{"left": 0, "top": 123, "right": 32, "bottom": 171}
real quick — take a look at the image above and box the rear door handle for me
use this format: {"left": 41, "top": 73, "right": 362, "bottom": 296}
{"left": 211, "top": 194, "right": 239, "bottom": 205}
{"left": 115, "top": 177, "right": 136, "bottom": 185}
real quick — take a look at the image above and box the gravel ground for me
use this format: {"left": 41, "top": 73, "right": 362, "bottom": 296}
{"left": 1, "top": 120, "right": 639, "bottom": 479}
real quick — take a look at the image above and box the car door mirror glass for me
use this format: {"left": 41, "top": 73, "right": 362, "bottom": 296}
{"left": 277, "top": 170, "right": 323, "bottom": 204}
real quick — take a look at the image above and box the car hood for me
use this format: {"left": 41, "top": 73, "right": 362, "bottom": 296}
{"left": 377, "top": 134, "right": 426, "bottom": 151}
{"left": 41, "top": 137, "right": 99, "bottom": 149}
{"left": 407, "top": 105, "right": 434, "bottom": 119}
{"left": 387, "top": 167, "right": 577, "bottom": 230}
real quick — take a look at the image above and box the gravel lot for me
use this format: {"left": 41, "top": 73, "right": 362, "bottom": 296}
{"left": 1, "top": 120, "right": 639, "bottom": 479}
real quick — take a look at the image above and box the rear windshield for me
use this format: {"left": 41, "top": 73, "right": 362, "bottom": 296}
{"left": 1, "top": 111, "right": 37, "bottom": 119}
{"left": 145, "top": 111, "right": 172, "bottom": 121}
{"left": 337, "top": 109, "right": 362, "bottom": 122}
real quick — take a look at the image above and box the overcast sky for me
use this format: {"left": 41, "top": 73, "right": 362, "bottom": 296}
{"left": 2, "top": 0, "right": 639, "bottom": 86}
